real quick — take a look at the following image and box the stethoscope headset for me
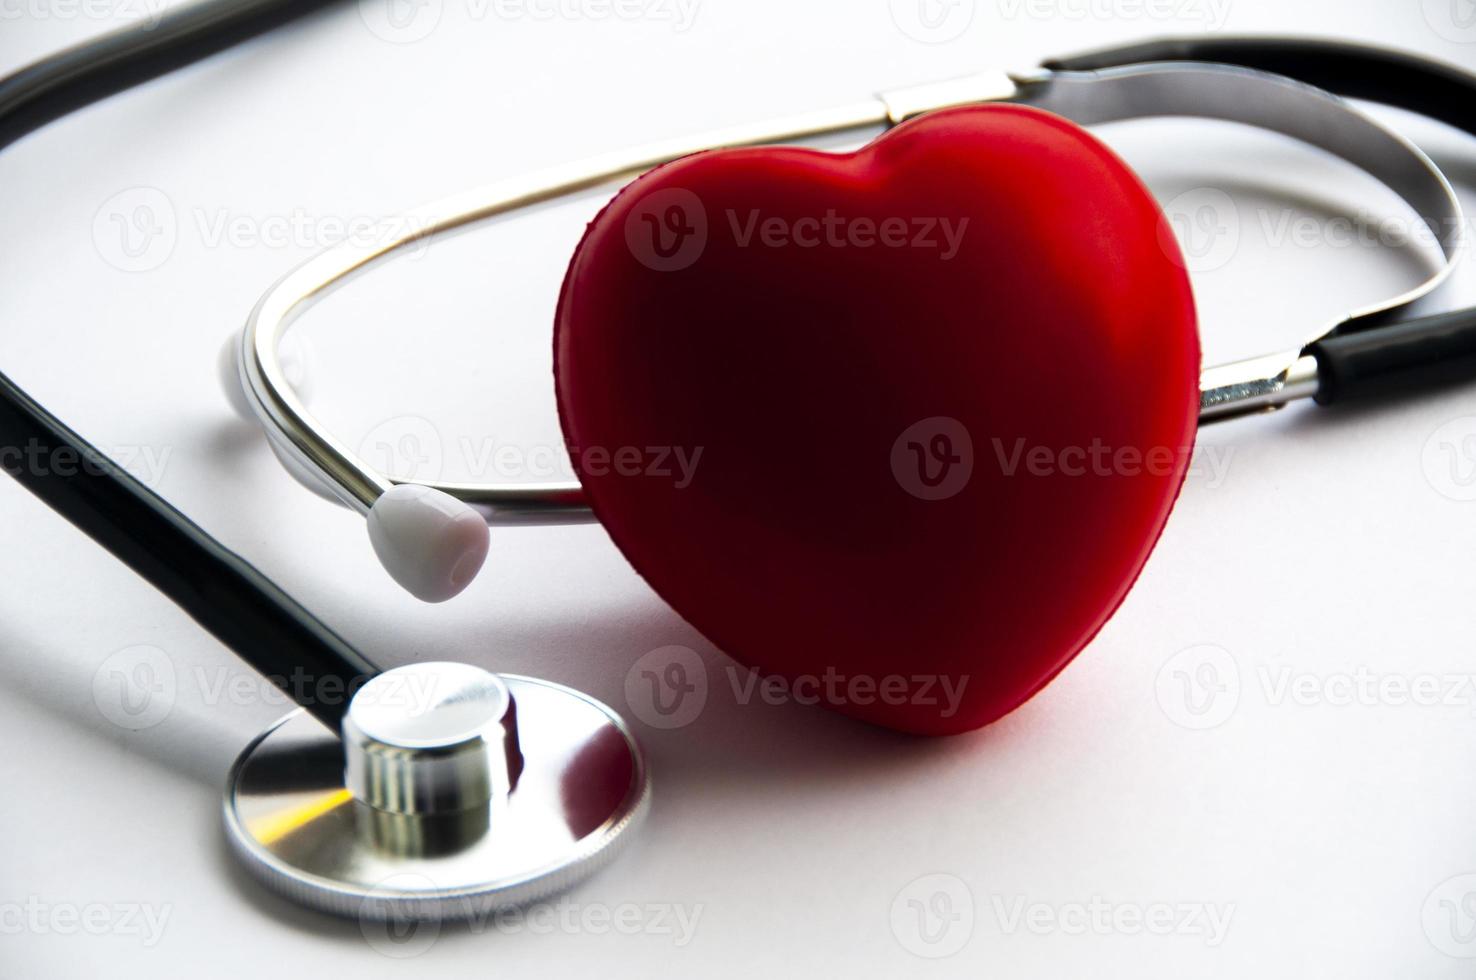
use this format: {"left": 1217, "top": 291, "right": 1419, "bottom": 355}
{"left": 3, "top": 0, "right": 1475, "bottom": 922}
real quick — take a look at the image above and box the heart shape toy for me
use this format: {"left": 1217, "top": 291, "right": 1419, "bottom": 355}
{"left": 555, "top": 105, "right": 1199, "bottom": 735}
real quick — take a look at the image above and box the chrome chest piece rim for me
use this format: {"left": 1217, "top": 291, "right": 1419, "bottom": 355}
{"left": 223, "top": 665, "right": 650, "bottom": 921}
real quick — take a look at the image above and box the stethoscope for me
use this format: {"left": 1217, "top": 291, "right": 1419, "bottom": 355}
{"left": 3, "top": 0, "right": 1475, "bottom": 925}
{"left": 223, "top": 52, "right": 1467, "bottom": 604}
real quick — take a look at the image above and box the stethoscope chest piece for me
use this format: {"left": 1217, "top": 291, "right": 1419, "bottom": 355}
{"left": 223, "top": 663, "right": 649, "bottom": 921}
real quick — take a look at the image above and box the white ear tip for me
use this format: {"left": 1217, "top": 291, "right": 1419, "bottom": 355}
{"left": 218, "top": 330, "right": 255, "bottom": 420}
{"left": 367, "top": 485, "right": 489, "bottom": 603}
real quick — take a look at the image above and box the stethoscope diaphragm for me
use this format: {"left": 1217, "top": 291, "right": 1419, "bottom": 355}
{"left": 223, "top": 663, "right": 649, "bottom": 922}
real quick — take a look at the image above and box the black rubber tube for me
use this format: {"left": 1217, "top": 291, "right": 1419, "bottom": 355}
{"left": 0, "top": 0, "right": 375, "bottom": 730}
{"left": 1308, "top": 309, "right": 1476, "bottom": 405}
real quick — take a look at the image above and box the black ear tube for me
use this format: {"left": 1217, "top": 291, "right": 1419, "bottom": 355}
{"left": 1308, "top": 309, "right": 1476, "bottom": 405}
{"left": 0, "top": 372, "right": 377, "bottom": 731}
{"left": 0, "top": 0, "right": 372, "bottom": 731}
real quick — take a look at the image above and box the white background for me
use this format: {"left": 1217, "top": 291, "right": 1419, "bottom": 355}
{"left": 4, "top": 0, "right": 1476, "bottom": 976}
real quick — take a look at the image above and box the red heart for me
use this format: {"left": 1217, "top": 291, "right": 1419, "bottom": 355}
{"left": 555, "top": 105, "right": 1199, "bottom": 735}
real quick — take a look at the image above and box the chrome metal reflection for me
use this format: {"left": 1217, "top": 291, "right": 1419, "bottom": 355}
{"left": 223, "top": 674, "right": 649, "bottom": 921}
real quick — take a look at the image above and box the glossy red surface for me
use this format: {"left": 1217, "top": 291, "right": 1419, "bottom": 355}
{"left": 555, "top": 105, "right": 1200, "bottom": 735}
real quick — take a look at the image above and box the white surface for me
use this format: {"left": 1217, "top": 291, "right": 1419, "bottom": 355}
{"left": 3, "top": 1, "right": 1476, "bottom": 976}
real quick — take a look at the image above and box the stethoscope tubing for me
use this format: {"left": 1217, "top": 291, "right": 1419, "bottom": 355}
{"left": 0, "top": 0, "right": 374, "bottom": 729}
